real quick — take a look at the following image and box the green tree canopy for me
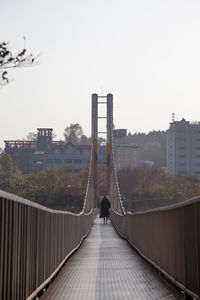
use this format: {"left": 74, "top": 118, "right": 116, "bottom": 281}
{"left": 64, "top": 123, "right": 83, "bottom": 144}
{"left": 0, "top": 153, "right": 22, "bottom": 192}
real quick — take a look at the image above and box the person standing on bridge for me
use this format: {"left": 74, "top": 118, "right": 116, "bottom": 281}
{"left": 100, "top": 195, "right": 111, "bottom": 224}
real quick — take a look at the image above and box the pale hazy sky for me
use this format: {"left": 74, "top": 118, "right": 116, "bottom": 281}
{"left": 1, "top": 0, "right": 200, "bottom": 148}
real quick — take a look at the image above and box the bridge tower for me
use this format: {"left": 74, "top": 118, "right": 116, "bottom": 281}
{"left": 91, "top": 93, "right": 113, "bottom": 204}
{"left": 106, "top": 94, "right": 113, "bottom": 196}
{"left": 91, "top": 94, "right": 98, "bottom": 207}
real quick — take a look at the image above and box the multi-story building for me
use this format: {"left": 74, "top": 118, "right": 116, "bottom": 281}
{"left": 4, "top": 127, "right": 140, "bottom": 174}
{"left": 4, "top": 128, "right": 95, "bottom": 174}
{"left": 113, "top": 129, "right": 140, "bottom": 170}
{"left": 166, "top": 118, "right": 200, "bottom": 176}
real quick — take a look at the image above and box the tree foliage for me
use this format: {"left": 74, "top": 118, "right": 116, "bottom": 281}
{"left": 2, "top": 153, "right": 200, "bottom": 213}
{"left": 127, "top": 130, "right": 166, "bottom": 166}
{"left": 26, "top": 132, "right": 38, "bottom": 141}
{"left": 0, "top": 153, "right": 107, "bottom": 211}
{"left": 0, "top": 38, "right": 38, "bottom": 87}
{"left": 0, "top": 153, "right": 22, "bottom": 193}
{"left": 64, "top": 123, "right": 84, "bottom": 144}
{"left": 118, "top": 166, "right": 200, "bottom": 211}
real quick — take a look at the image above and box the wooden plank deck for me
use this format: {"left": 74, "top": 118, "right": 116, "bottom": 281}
{"left": 40, "top": 218, "right": 182, "bottom": 300}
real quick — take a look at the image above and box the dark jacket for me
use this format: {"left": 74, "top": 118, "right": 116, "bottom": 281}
{"left": 100, "top": 196, "right": 111, "bottom": 218}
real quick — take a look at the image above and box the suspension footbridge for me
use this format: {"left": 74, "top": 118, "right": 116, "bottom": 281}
{"left": 0, "top": 94, "right": 200, "bottom": 300}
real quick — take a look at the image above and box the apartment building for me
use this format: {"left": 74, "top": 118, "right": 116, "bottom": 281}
{"left": 166, "top": 118, "right": 200, "bottom": 176}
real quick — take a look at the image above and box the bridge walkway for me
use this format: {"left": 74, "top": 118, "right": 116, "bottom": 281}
{"left": 40, "top": 218, "right": 182, "bottom": 300}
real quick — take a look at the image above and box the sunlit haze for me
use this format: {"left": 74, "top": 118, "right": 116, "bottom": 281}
{"left": 1, "top": 0, "right": 200, "bottom": 148}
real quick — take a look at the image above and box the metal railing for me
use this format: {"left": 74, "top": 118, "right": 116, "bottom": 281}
{"left": 0, "top": 190, "right": 95, "bottom": 300}
{"left": 110, "top": 196, "right": 200, "bottom": 299}
{"left": 0, "top": 98, "right": 98, "bottom": 300}
{"left": 106, "top": 97, "right": 200, "bottom": 298}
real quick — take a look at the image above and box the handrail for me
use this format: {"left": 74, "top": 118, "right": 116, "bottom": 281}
{"left": 110, "top": 196, "right": 200, "bottom": 298}
{"left": 0, "top": 192, "right": 96, "bottom": 300}
{"left": 0, "top": 190, "right": 91, "bottom": 215}
{"left": 126, "top": 194, "right": 200, "bottom": 214}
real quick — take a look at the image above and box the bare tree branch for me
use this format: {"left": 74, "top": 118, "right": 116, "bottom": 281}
{"left": 0, "top": 37, "right": 39, "bottom": 87}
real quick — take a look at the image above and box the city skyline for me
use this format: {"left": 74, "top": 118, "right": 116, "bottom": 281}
{"left": 1, "top": 0, "right": 200, "bottom": 149}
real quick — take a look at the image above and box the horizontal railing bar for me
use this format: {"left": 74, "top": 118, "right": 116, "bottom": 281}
{"left": 98, "top": 102, "right": 107, "bottom": 104}
{"left": 112, "top": 195, "right": 200, "bottom": 216}
{"left": 127, "top": 194, "right": 200, "bottom": 215}
{"left": 0, "top": 190, "right": 88, "bottom": 216}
